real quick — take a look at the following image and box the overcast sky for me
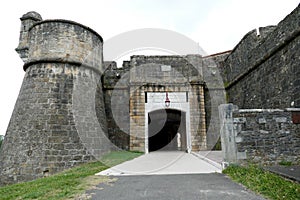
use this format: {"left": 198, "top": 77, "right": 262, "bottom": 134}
{"left": 0, "top": 0, "right": 298, "bottom": 135}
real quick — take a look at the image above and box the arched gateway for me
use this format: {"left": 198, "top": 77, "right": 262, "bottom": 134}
{"left": 127, "top": 55, "right": 209, "bottom": 153}
{"left": 145, "top": 92, "right": 190, "bottom": 153}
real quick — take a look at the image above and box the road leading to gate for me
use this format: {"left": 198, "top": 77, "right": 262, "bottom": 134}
{"left": 91, "top": 152, "right": 265, "bottom": 200}
{"left": 88, "top": 174, "right": 265, "bottom": 200}
{"left": 97, "top": 151, "right": 222, "bottom": 176}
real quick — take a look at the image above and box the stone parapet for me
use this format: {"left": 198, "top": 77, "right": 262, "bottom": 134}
{"left": 25, "top": 19, "right": 103, "bottom": 73}
{"left": 223, "top": 5, "right": 300, "bottom": 108}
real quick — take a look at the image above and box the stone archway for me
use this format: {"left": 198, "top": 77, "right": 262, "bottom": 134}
{"left": 148, "top": 109, "right": 187, "bottom": 152}
{"left": 144, "top": 92, "right": 191, "bottom": 153}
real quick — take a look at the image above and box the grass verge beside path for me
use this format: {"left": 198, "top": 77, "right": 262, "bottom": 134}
{"left": 0, "top": 151, "right": 143, "bottom": 200}
{"left": 223, "top": 165, "right": 300, "bottom": 200}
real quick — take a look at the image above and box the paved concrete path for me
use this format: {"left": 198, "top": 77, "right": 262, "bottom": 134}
{"left": 196, "top": 150, "right": 223, "bottom": 164}
{"left": 90, "top": 152, "right": 265, "bottom": 200}
{"left": 88, "top": 174, "right": 265, "bottom": 200}
{"left": 96, "top": 151, "right": 222, "bottom": 176}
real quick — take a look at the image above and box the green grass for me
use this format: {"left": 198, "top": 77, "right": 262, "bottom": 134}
{"left": 0, "top": 151, "right": 143, "bottom": 200}
{"left": 223, "top": 165, "right": 300, "bottom": 200}
{"left": 279, "top": 160, "right": 293, "bottom": 166}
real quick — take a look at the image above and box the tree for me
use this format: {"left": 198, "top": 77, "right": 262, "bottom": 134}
{"left": 0, "top": 135, "right": 3, "bottom": 149}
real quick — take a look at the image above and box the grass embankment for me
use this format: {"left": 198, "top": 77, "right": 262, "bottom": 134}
{"left": 223, "top": 165, "right": 300, "bottom": 200}
{"left": 0, "top": 151, "right": 142, "bottom": 200}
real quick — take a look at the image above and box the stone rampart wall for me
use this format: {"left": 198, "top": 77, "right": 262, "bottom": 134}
{"left": 223, "top": 5, "right": 300, "bottom": 109}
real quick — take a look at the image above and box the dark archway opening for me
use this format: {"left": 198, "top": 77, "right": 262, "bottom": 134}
{"left": 148, "top": 109, "right": 186, "bottom": 152}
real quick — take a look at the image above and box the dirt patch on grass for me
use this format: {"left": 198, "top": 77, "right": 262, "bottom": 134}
{"left": 71, "top": 176, "right": 117, "bottom": 200}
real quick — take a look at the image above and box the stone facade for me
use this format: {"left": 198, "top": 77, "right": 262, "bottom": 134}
{"left": 0, "top": 12, "right": 111, "bottom": 185}
{"left": 102, "top": 55, "right": 211, "bottom": 152}
{"left": 219, "top": 104, "right": 300, "bottom": 165}
{"left": 102, "top": 61, "right": 130, "bottom": 150}
{"left": 203, "top": 52, "right": 230, "bottom": 149}
{"left": 127, "top": 55, "right": 206, "bottom": 152}
{"left": 217, "top": 5, "right": 300, "bottom": 165}
{"left": 234, "top": 109, "right": 300, "bottom": 165}
{"left": 221, "top": 6, "right": 300, "bottom": 109}
{"left": 0, "top": 5, "right": 299, "bottom": 185}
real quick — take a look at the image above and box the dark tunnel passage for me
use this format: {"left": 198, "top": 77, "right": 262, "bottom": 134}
{"left": 148, "top": 109, "right": 186, "bottom": 152}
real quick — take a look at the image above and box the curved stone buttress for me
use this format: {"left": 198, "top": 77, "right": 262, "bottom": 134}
{"left": 0, "top": 12, "right": 111, "bottom": 185}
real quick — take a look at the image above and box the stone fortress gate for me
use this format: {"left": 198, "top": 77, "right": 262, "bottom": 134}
{"left": 0, "top": 11, "right": 225, "bottom": 185}
{"left": 128, "top": 55, "right": 207, "bottom": 153}
{"left": 2, "top": 4, "right": 299, "bottom": 185}
{"left": 102, "top": 55, "right": 226, "bottom": 154}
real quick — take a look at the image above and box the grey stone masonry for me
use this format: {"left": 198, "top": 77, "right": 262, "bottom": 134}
{"left": 0, "top": 12, "right": 110, "bottom": 185}
{"left": 128, "top": 55, "right": 207, "bottom": 152}
{"left": 102, "top": 61, "right": 131, "bottom": 150}
{"left": 1, "top": 4, "right": 300, "bottom": 185}
{"left": 219, "top": 104, "right": 300, "bottom": 165}
{"left": 233, "top": 108, "right": 300, "bottom": 165}
{"left": 15, "top": 11, "right": 42, "bottom": 62}
{"left": 222, "top": 5, "right": 300, "bottom": 109}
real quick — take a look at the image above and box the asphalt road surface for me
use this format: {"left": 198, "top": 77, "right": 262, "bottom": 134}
{"left": 87, "top": 174, "right": 265, "bottom": 200}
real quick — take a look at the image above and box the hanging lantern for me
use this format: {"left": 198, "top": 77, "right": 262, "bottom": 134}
{"left": 165, "top": 92, "right": 170, "bottom": 108}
